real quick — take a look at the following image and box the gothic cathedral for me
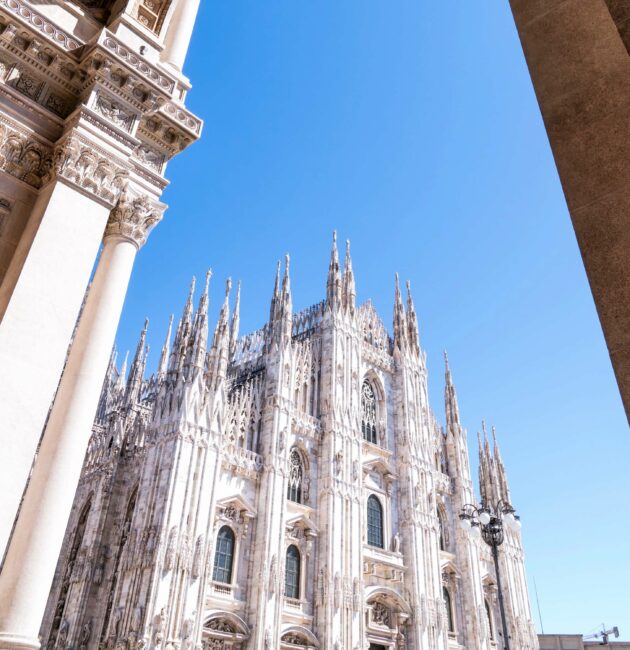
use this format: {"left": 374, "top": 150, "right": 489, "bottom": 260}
{"left": 42, "top": 235, "right": 539, "bottom": 650}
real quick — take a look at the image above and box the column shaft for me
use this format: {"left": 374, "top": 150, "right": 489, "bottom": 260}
{"left": 162, "top": 0, "right": 202, "bottom": 70}
{"left": 0, "top": 181, "right": 109, "bottom": 560}
{"left": 0, "top": 235, "right": 137, "bottom": 650}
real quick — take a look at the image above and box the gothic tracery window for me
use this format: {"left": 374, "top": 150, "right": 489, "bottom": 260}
{"left": 367, "top": 495, "right": 384, "bottom": 549}
{"left": 361, "top": 380, "right": 378, "bottom": 444}
{"left": 212, "top": 526, "right": 235, "bottom": 584}
{"left": 287, "top": 448, "right": 304, "bottom": 504}
{"left": 284, "top": 545, "right": 301, "bottom": 599}
{"left": 443, "top": 587, "right": 455, "bottom": 633}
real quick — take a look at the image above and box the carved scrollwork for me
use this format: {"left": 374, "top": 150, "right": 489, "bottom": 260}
{"left": 104, "top": 186, "right": 164, "bottom": 248}
{"left": 52, "top": 134, "right": 128, "bottom": 205}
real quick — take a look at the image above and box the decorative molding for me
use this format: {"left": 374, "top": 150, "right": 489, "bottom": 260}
{"left": 100, "top": 33, "right": 175, "bottom": 93}
{"left": 158, "top": 100, "right": 202, "bottom": 136}
{"left": 52, "top": 132, "right": 128, "bottom": 205}
{"left": 0, "top": 0, "right": 83, "bottom": 52}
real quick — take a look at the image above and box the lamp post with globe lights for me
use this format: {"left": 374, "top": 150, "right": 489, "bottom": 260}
{"left": 459, "top": 501, "right": 521, "bottom": 650}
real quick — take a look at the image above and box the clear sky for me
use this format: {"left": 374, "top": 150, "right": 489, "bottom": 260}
{"left": 115, "top": 0, "right": 629, "bottom": 638}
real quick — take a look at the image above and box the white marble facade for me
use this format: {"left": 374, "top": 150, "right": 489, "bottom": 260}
{"left": 41, "top": 237, "right": 539, "bottom": 650}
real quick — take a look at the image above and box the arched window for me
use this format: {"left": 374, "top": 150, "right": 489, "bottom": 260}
{"left": 361, "top": 380, "right": 378, "bottom": 444}
{"left": 287, "top": 448, "right": 304, "bottom": 504}
{"left": 443, "top": 587, "right": 454, "bottom": 633}
{"left": 284, "top": 545, "right": 301, "bottom": 599}
{"left": 367, "top": 495, "right": 384, "bottom": 548}
{"left": 485, "top": 599, "right": 494, "bottom": 640}
{"left": 212, "top": 526, "right": 235, "bottom": 584}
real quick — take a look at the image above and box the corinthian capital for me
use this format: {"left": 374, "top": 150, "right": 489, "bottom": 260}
{"left": 104, "top": 187, "right": 165, "bottom": 248}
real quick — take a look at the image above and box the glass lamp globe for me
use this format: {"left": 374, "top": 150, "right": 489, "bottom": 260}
{"left": 504, "top": 512, "right": 515, "bottom": 528}
{"left": 470, "top": 525, "right": 481, "bottom": 540}
{"left": 479, "top": 511, "right": 491, "bottom": 525}
{"left": 460, "top": 517, "right": 471, "bottom": 531}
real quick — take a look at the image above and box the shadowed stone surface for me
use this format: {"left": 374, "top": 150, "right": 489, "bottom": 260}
{"left": 510, "top": 0, "right": 630, "bottom": 421}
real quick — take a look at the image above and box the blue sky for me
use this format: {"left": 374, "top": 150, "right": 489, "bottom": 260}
{"left": 116, "top": 1, "right": 629, "bottom": 637}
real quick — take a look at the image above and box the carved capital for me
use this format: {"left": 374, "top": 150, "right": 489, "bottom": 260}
{"left": 0, "top": 118, "right": 52, "bottom": 189}
{"left": 104, "top": 186, "right": 164, "bottom": 248}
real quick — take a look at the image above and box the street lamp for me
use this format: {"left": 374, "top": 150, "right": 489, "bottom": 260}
{"left": 459, "top": 501, "right": 521, "bottom": 650}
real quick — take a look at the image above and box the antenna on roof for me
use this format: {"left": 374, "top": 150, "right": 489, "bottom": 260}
{"left": 584, "top": 624, "right": 620, "bottom": 645}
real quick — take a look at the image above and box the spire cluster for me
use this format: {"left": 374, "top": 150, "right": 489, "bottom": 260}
{"left": 392, "top": 274, "right": 421, "bottom": 357}
{"left": 478, "top": 422, "right": 512, "bottom": 507}
{"left": 267, "top": 254, "right": 292, "bottom": 350}
{"left": 326, "top": 231, "right": 356, "bottom": 316}
{"left": 102, "top": 236, "right": 432, "bottom": 417}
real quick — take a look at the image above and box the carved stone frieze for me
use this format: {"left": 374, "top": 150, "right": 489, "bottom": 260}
{"left": 52, "top": 133, "right": 128, "bottom": 205}
{"left": 94, "top": 92, "right": 136, "bottom": 132}
{"left": 133, "top": 143, "right": 164, "bottom": 172}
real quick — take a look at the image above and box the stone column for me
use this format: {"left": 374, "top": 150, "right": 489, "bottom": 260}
{"left": 0, "top": 178, "right": 111, "bottom": 560}
{"left": 161, "top": 0, "right": 202, "bottom": 71}
{"left": 0, "top": 189, "right": 163, "bottom": 650}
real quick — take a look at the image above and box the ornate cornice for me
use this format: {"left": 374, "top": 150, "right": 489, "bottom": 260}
{"left": 0, "top": 0, "right": 83, "bottom": 53}
{"left": 0, "top": 14, "right": 202, "bottom": 185}
{"left": 104, "top": 186, "right": 164, "bottom": 248}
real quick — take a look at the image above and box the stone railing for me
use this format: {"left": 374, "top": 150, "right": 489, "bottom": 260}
{"left": 221, "top": 443, "right": 263, "bottom": 477}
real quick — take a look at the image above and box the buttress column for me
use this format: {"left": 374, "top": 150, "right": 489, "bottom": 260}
{"left": 0, "top": 188, "right": 164, "bottom": 650}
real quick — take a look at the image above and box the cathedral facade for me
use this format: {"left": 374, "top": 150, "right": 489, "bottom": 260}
{"left": 41, "top": 236, "right": 539, "bottom": 650}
